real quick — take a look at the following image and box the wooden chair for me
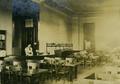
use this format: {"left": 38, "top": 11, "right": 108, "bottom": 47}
{"left": 85, "top": 56, "right": 93, "bottom": 68}
{"left": 55, "top": 62, "right": 69, "bottom": 83}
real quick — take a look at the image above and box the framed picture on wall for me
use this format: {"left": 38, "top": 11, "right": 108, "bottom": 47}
{"left": 25, "top": 19, "right": 33, "bottom": 28}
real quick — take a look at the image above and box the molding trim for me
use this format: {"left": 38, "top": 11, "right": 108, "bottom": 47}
{"left": 42, "top": 3, "right": 70, "bottom": 17}
{"left": 44, "top": 0, "right": 74, "bottom": 15}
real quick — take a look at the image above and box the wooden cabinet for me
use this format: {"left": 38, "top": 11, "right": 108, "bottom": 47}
{"left": 0, "top": 30, "right": 6, "bottom": 49}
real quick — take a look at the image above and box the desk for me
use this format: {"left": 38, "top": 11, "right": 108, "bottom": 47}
{"left": 23, "top": 69, "right": 48, "bottom": 76}
{"left": 2, "top": 69, "right": 48, "bottom": 84}
{"left": 64, "top": 62, "right": 81, "bottom": 81}
{"left": 23, "top": 69, "right": 48, "bottom": 84}
{"left": 40, "top": 62, "right": 81, "bottom": 81}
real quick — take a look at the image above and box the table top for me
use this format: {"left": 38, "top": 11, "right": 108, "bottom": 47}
{"left": 91, "top": 56, "right": 99, "bottom": 59}
{"left": 64, "top": 62, "right": 82, "bottom": 67}
{"left": 40, "top": 62, "right": 81, "bottom": 67}
{"left": 23, "top": 69, "right": 48, "bottom": 76}
{"left": 4, "top": 69, "right": 48, "bottom": 77}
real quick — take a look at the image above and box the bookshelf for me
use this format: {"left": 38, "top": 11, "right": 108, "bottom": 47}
{"left": 46, "top": 43, "right": 73, "bottom": 54}
{"left": 0, "top": 30, "right": 6, "bottom": 49}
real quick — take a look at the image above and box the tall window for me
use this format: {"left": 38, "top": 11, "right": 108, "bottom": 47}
{"left": 83, "top": 23, "right": 95, "bottom": 51}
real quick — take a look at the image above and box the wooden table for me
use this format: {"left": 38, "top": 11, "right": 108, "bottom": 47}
{"left": 64, "top": 62, "right": 82, "bottom": 81}
{"left": 23, "top": 69, "right": 48, "bottom": 84}
{"left": 2, "top": 69, "right": 48, "bottom": 84}
{"left": 40, "top": 62, "right": 82, "bottom": 81}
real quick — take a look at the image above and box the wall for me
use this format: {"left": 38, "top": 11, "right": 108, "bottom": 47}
{"left": 0, "top": 9, "right": 13, "bottom": 55}
{"left": 38, "top": 5, "right": 72, "bottom": 54}
{"left": 0, "top": 3, "right": 72, "bottom": 55}
{"left": 72, "top": 10, "right": 120, "bottom": 51}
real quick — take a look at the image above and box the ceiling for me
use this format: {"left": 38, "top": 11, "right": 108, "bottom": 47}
{"left": 33, "top": 0, "right": 120, "bottom": 15}
{"left": 68, "top": 0, "right": 120, "bottom": 13}
{"left": 1, "top": 0, "right": 120, "bottom": 15}
{"left": 0, "top": 0, "right": 12, "bottom": 10}
{"left": 13, "top": 0, "right": 39, "bottom": 17}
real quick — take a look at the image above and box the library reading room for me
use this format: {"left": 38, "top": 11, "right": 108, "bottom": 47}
{"left": 1, "top": 0, "right": 120, "bottom": 84}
